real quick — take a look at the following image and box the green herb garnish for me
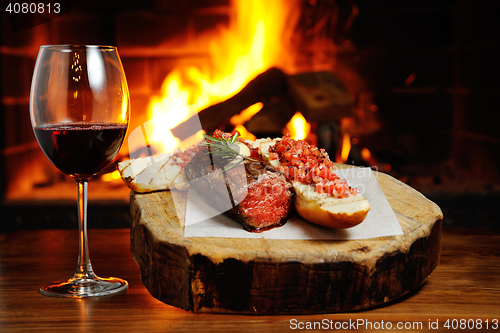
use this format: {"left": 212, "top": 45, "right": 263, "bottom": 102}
{"left": 200, "top": 132, "right": 256, "bottom": 172}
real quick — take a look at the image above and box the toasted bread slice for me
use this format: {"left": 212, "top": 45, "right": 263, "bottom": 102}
{"left": 118, "top": 153, "right": 188, "bottom": 192}
{"left": 293, "top": 182, "right": 370, "bottom": 229}
{"left": 257, "top": 139, "right": 370, "bottom": 229}
{"left": 118, "top": 141, "right": 251, "bottom": 193}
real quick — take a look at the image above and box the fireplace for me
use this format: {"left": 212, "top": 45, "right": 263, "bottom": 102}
{"left": 1, "top": 0, "right": 499, "bottom": 231}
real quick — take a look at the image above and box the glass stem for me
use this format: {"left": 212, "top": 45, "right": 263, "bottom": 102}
{"left": 74, "top": 180, "right": 97, "bottom": 281}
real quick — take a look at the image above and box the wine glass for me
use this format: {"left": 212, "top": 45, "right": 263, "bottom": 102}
{"left": 30, "top": 45, "right": 130, "bottom": 297}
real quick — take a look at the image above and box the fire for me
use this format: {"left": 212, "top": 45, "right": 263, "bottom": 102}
{"left": 101, "top": 170, "right": 121, "bottom": 182}
{"left": 229, "top": 102, "right": 263, "bottom": 127}
{"left": 146, "top": 0, "right": 301, "bottom": 152}
{"left": 285, "top": 112, "right": 311, "bottom": 141}
{"left": 147, "top": 71, "right": 201, "bottom": 153}
{"left": 361, "top": 147, "right": 371, "bottom": 161}
{"left": 339, "top": 133, "right": 351, "bottom": 163}
{"left": 336, "top": 118, "right": 354, "bottom": 164}
{"left": 361, "top": 147, "right": 379, "bottom": 168}
{"left": 233, "top": 125, "right": 256, "bottom": 141}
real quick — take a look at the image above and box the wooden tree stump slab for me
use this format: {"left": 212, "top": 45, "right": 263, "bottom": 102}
{"left": 130, "top": 166, "right": 443, "bottom": 314}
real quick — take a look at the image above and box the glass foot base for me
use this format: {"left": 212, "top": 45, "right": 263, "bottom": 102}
{"left": 39, "top": 276, "right": 128, "bottom": 298}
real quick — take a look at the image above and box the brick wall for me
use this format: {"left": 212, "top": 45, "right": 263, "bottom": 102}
{"left": 1, "top": 0, "right": 499, "bottom": 203}
{"left": 0, "top": 0, "right": 232, "bottom": 199}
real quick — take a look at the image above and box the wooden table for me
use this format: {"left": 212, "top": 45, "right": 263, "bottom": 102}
{"left": 0, "top": 228, "right": 499, "bottom": 332}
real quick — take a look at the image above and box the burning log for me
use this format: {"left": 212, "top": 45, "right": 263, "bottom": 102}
{"left": 171, "top": 67, "right": 354, "bottom": 139}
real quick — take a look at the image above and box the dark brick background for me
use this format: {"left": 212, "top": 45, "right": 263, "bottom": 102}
{"left": 1, "top": 0, "right": 498, "bottom": 230}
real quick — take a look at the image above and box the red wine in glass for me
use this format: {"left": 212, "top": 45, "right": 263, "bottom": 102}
{"left": 34, "top": 122, "right": 127, "bottom": 179}
{"left": 30, "top": 45, "right": 130, "bottom": 298}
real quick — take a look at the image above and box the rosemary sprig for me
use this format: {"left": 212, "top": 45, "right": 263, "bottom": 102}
{"left": 200, "top": 132, "right": 256, "bottom": 172}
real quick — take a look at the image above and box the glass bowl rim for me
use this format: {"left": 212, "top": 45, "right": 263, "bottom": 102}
{"left": 39, "top": 45, "right": 117, "bottom": 51}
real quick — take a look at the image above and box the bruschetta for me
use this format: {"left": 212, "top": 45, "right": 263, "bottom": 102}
{"left": 256, "top": 135, "right": 370, "bottom": 229}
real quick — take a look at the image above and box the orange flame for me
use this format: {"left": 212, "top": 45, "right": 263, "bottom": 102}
{"left": 229, "top": 102, "right": 263, "bottom": 127}
{"left": 101, "top": 170, "right": 121, "bottom": 182}
{"left": 339, "top": 133, "right": 351, "bottom": 163}
{"left": 361, "top": 147, "right": 371, "bottom": 161}
{"left": 146, "top": 0, "right": 301, "bottom": 152}
{"left": 233, "top": 125, "right": 257, "bottom": 141}
{"left": 285, "top": 112, "right": 311, "bottom": 141}
{"left": 361, "top": 147, "right": 379, "bottom": 167}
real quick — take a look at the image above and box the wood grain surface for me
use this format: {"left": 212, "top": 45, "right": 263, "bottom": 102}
{"left": 130, "top": 167, "right": 444, "bottom": 314}
{"left": 0, "top": 228, "right": 499, "bottom": 332}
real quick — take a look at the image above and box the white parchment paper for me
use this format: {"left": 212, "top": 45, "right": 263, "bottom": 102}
{"left": 182, "top": 167, "right": 403, "bottom": 240}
